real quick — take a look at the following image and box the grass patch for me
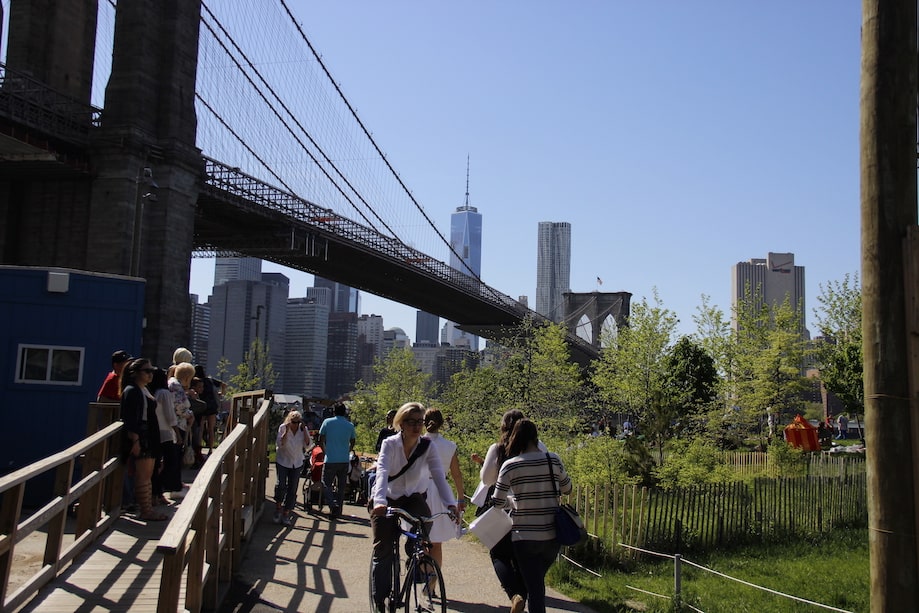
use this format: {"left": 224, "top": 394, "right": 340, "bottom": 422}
{"left": 549, "top": 530, "right": 868, "bottom": 612}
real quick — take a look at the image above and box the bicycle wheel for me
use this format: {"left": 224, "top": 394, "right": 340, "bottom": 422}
{"left": 402, "top": 553, "right": 446, "bottom": 613}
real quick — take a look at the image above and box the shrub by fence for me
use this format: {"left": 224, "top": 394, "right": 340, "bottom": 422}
{"left": 569, "top": 455, "right": 867, "bottom": 560}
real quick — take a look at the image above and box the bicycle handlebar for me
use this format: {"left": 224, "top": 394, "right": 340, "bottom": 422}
{"left": 385, "top": 506, "right": 456, "bottom": 524}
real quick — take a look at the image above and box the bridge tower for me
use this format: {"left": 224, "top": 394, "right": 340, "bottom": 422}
{"left": 1, "top": 0, "right": 203, "bottom": 366}
{"left": 86, "top": 0, "right": 204, "bottom": 366}
{"left": 562, "top": 291, "right": 631, "bottom": 348}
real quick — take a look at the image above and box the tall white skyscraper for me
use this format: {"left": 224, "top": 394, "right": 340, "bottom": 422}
{"left": 536, "top": 221, "right": 571, "bottom": 322}
{"left": 731, "top": 252, "right": 806, "bottom": 333}
{"left": 447, "top": 160, "right": 482, "bottom": 350}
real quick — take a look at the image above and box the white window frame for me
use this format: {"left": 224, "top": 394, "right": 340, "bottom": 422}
{"left": 15, "top": 344, "right": 85, "bottom": 386}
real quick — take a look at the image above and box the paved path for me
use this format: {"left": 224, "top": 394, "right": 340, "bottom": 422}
{"left": 220, "top": 481, "right": 599, "bottom": 613}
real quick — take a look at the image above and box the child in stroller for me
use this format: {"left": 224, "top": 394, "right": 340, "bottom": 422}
{"left": 346, "top": 452, "right": 365, "bottom": 505}
{"left": 302, "top": 445, "right": 325, "bottom": 512}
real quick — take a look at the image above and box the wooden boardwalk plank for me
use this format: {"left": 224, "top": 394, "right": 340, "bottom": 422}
{"left": 16, "top": 513, "right": 186, "bottom": 612}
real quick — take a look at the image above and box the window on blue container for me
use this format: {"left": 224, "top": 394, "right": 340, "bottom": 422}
{"left": 15, "top": 345, "right": 84, "bottom": 385}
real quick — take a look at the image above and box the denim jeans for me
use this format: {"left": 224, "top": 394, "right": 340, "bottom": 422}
{"left": 370, "top": 493, "right": 430, "bottom": 607}
{"left": 512, "top": 539, "right": 561, "bottom": 613}
{"left": 275, "top": 463, "right": 300, "bottom": 512}
{"left": 322, "top": 461, "right": 349, "bottom": 511}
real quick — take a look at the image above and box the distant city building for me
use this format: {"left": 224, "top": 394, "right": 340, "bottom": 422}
{"left": 189, "top": 294, "right": 210, "bottom": 367}
{"left": 731, "top": 252, "right": 806, "bottom": 334}
{"left": 445, "top": 164, "right": 482, "bottom": 350}
{"left": 313, "top": 276, "right": 359, "bottom": 314}
{"left": 383, "top": 327, "right": 411, "bottom": 355}
{"left": 536, "top": 221, "right": 571, "bottom": 323}
{"left": 435, "top": 346, "right": 479, "bottom": 390}
{"left": 415, "top": 311, "right": 440, "bottom": 348}
{"left": 326, "top": 311, "right": 359, "bottom": 399}
{"left": 207, "top": 272, "right": 289, "bottom": 391}
{"left": 357, "top": 314, "right": 384, "bottom": 383}
{"left": 285, "top": 296, "right": 329, "bottom": 398}
{"left": 214, "top": 257, "right": 261, "bottom": 286}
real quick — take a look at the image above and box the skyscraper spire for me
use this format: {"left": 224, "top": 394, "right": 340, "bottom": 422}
{"left": 464, "top": 154, "right": 471, "bottom": 209}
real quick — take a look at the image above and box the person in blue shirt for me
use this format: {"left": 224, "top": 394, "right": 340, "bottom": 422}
{"left": 318, "top": 402, "right": 356, "bottom": 517}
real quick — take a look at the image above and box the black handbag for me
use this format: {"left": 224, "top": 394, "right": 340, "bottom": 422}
{"left": 546, "top": 453, "right": 586, "bottom": 546}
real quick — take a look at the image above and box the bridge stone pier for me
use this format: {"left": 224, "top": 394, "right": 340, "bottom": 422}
{"left": 0, "top": 0, "right": 204, "bottom": 366}
{"left": 562, "top": 291, "right": 631, "bottom": 348}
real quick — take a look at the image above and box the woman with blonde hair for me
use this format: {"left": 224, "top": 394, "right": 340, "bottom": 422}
{"left": 369, "top": 402, "right": 459, "bottom": 612}
{"left": 274, "top": 409, "right": 311, "bottom": 526}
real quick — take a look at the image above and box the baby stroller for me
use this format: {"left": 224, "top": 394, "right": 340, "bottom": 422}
{"left": 345, "top": 452, "right": 365, "bottom": 505}
{"left": 302, "top": 445, "right": 325, "bottom": 512}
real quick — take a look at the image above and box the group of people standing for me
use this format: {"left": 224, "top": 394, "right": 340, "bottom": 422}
{"left": 99, "top": 347, "right": 224, "bottom": 522}
{"left": 368, "top": 403, "right": 571, "bottom": 613}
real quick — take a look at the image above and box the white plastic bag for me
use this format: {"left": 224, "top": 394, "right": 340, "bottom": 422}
{"left": 468, "top": 505, "right": 512, "bottom": 549}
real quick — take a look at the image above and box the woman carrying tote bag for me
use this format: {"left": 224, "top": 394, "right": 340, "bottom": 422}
{"left": 492, "top": 419, "right": 572, "bottom": 613}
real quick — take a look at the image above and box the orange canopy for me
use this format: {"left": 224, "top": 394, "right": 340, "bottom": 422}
{"left": 783, "top": 414, "right": 819, "bottom": 451}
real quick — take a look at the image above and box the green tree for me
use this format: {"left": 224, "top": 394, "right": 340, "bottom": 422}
{"left": 730, "top": 288, "right": 810, "bottom": 445}
{"left": 349, "top": 348, "right": 432, "bottom": 451}
{"left": 592, "top": 289, "right": 679, "bottom": 461}
{"left": 226, "top": 337, "right": 277, "bottom": 394}
{"left": 663, "top": 336, "right": 719, "bottom": 439}
{"left": 814, "top": 273, "right": 864, "bottom": 415}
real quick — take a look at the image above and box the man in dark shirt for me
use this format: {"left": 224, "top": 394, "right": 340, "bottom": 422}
{"left": 374, "top": 409, "right": 397, "bottom": 452}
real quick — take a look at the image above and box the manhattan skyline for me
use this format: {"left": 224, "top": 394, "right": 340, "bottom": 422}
{"left": 191, "top": 1, "right": 861, "bottom": 344}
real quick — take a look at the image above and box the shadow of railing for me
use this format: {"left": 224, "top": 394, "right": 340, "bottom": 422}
{"left": 155, "top": 390, "right": 271, "bottom": 612}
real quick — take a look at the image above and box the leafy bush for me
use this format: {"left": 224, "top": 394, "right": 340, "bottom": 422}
{"left": 653, "top": 439, "right": 735, "bottom": 489}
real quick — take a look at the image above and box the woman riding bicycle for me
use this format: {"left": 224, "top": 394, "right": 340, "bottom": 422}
{"left": 369, "top": 402, "right": 459, "bottom": 613}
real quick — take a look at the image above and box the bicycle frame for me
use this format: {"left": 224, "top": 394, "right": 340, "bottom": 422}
{"left": 372, "top": 507, "right": 453, "bottom": 613}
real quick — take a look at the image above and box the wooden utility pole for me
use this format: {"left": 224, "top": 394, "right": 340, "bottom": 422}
{"left": 860, "top": 0, "right": 919, "bottom": 610}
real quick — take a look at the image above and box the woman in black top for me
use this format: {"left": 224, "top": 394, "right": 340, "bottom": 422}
{"left": 120, "top": 358, "right": 167, "bottom": 521}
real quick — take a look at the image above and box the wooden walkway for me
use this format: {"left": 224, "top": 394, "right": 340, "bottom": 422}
{"left": 17, "top": 512, "right": 185, "bottom": 613}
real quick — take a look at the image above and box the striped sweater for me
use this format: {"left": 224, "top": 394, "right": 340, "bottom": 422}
{"left": 492, "top": 450, "right": 572, "bottom": 542}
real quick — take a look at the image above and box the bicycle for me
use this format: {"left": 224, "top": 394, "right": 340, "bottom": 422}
{"left": 368, "top": 507, "right": 452, "bottom": 613}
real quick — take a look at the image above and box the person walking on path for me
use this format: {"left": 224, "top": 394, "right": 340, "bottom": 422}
{"left": 375, "top": 409, "right": 397, "bottom": 452}
{"left": 472, "top": 409, "right": 548, "bottom": 613}
{"left": 274, "top": 410, "right": 311, "bottom": 526}
{"left": 835, "top": 413, "right": 849, "bottom": 440}
{"left": 492, "top": 419, "right": 572, "bottom": 613}
{"left": 318, "top": 402, "right": 356, "bottom": 517}
{"left": 423, "top": 407, "right": 466, "bottom": 589}
{"left": 369, "top": 402, "right": 459, "bottom": 613}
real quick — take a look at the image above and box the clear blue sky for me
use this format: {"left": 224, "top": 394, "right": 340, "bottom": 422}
{"left": 188, "top": 1, "right": 862, "bottom": 341}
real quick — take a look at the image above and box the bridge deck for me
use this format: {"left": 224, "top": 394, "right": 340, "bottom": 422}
{"left": 17, "top": 513, "right": 181, "bottom": 612}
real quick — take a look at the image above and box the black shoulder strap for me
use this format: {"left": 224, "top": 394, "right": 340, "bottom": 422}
{"left": 389, "top": 437, "right": 431, "bottom": 482}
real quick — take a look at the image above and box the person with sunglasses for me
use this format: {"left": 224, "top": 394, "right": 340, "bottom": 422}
{"left": 369, "top": 402, "right": 459, "bottom": 613}
{"left": 274, "top": 410, "right": 312, "bottom": 526}
{"left": 120, "top": 358, "right": 167, "bottom": 521}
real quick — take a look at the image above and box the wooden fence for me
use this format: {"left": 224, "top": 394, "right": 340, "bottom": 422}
{"left": 0, "top": 416, "right": 124, "bottom": 611}
{"left": 569, "top": 456, "right": 867, "bottom": 558}
{"left": 155, "top": 390, "right": 270, "bottom": 613}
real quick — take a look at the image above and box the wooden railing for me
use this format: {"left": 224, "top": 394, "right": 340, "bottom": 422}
{"left": 155, "top": 391, "right": 271, "bottom": 613}
{"left": 0, "top": 419, "right": 124, "bottom": 611}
